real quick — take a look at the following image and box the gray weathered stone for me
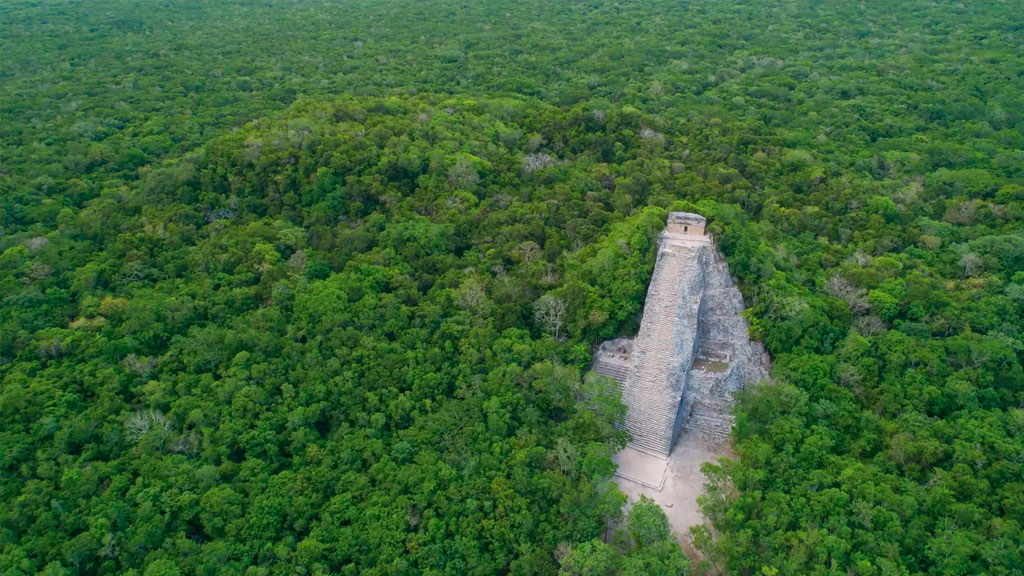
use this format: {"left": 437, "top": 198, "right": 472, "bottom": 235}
{"left": 593, "top": 213, "right": 768, "bottom": 457}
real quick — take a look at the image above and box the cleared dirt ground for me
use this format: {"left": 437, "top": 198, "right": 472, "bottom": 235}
{"left": 613, "top": 429, "right": 734, "bottom": 559}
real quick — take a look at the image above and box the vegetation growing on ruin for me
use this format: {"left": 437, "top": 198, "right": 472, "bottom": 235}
{"left": 1, "top": 1, "right": 1022, "bottom": 575}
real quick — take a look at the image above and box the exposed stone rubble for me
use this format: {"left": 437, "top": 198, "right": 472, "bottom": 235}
{"left": 593, "top": 212, "right": 768, "bottom": 457}
{"left": 682, "top": 247, "right": 768, "bottom": 445}
{"left": 593, "top": 339, "right": 633, "bottom": 383}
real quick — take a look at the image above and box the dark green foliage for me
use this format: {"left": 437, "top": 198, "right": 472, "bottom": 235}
{"left": 558, "top": 499, "right": 689, "bottom": 576}
{"left": 2, "top": 1, "right": 1023, "bottom": 575}
{"left": 1, "top": 96, "right": 663, "bottom": 575}
{"left": 619, "top": 498, "right": 689, "bottom": 576}
{"left": 558, "top": 539, "right": 616, "bottom": 576}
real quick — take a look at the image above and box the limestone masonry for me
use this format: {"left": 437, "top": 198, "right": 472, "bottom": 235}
{"left": 594, "top": 212, "right": 768, "bottom": 457}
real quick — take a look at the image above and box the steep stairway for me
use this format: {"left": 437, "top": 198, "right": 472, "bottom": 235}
{"left": 592, "top": 360, "right": 631, "bottom": 384}
{"left": 622, "top": 242, "right": 707, "bottom": 456}
{"left": 598, "top": 214, "right": 768, "bottom": 459}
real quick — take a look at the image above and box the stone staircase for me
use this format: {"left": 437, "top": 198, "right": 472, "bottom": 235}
{"left": 597, "top": 214, "right": 769, "bottom": 460}
{"left": 592, "top": 360, "right": 631, "bottom": 384}
{"left": 621, "top": 242, "right": 708, "bottom": 457}
{"left": 680, "top": 369, "right": 736, "bottom": 442}
{"left": 682, "top": 410, "right": 734, "bottom": 442}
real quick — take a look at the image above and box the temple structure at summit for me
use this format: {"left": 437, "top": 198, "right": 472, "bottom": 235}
{"left": 594, "top": 212, "right": 768, "bottom": 457}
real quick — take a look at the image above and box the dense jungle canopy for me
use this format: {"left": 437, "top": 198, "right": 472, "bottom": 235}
{"left": 1, "top": 1, "right": 1022, "bottom": 575}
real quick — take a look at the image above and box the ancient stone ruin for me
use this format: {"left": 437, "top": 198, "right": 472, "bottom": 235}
{"left": 594, "top": 212, "right": 768, "bottom": 456}
{"left": 593, "top": 212, "right": 769, "bottom": 545}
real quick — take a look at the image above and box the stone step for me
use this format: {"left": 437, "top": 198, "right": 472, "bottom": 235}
{"left": 624, "top": 410, "right": 674, "bottom": 426}
{"left": 686, "top": 410, "right": 734, "bottom": 424}
{"left": 624, "top": 400, "right": 676, "bottom": 415}
{"left": 627, "top": 437, "right": 669, "bottom": 457}
{"left": 592, "top": 361, "right": 631, "bottom": 383}
{"left": 681, "top": 424, "right": 731, "bottom": 442}
{"left": 684, "top": 419, "right": 734, "bottom": 438}
{"left": 686, "top": 389, "right": 736, "bottom": 405}
{"left": 624, "top": 404, "right": 676, "bottom": 418}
